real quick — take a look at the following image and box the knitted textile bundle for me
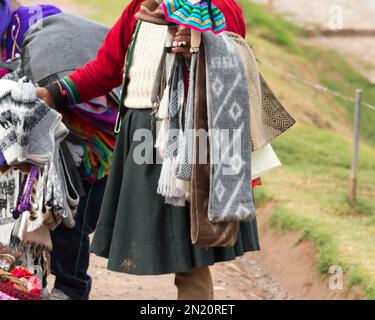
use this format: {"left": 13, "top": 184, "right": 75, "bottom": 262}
{"left": 0, "top": 78, "right": 77, "bottom": 265}
{"left": 0, "top": 78, "right": 68, "bottom": 166}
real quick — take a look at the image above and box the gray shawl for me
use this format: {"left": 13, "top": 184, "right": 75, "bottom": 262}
{"left": 21, "top": 13, "right": 109, "bottom": 85}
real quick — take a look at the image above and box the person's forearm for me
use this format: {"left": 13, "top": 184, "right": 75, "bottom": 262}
{"left": 44, "top": 77, "right": 75, "bottom": 107}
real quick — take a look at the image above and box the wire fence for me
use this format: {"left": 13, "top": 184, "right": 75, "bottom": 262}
{"left": 258, "top": 59, "right": 375, "bottom": 204}
{"left": 258, "top": 60, "right": 375, "bottom": 112}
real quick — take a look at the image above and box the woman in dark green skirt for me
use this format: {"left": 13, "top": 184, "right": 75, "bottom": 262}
{"left": 39, "top": 0, "right": 260, "bottom": 299}
{"left": 90, "top": 109, "right": 260, "bottom": 277}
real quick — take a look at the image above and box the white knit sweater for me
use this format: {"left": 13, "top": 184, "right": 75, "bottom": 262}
{"left": 124, "top": 22, "right": 168, "bottom": 109}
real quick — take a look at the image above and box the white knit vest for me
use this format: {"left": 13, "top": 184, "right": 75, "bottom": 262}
{"left": 124, "top": 22, "right": 168, "bottom": 109}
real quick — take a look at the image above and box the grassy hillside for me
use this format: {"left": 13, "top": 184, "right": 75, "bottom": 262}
{"left": 239, "top": 0, "right": 375, "bottom": 299}
{"left": 77, "top": 0, "right": 130, "bottom": 25}
{"left": 75, "top": 0, "right": 375, "bottom": 299}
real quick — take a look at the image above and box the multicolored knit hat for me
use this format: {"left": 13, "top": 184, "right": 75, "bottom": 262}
{"left": 0, "top": 0, "right": 12, "bottom": 38}
{"left": 161, "top": 0, "right": 227, "bottom": 34}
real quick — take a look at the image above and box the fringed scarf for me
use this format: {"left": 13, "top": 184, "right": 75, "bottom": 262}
{"left": 156, "top": 50, "right": 200, "bottom": 206}
{"left": 157, "top": 55, "right": 186, "bottom": 206}
{"left": 176, "top": 53, "right": 198, "bottom": 182}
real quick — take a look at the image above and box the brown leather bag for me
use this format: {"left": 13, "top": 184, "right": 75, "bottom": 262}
{"left": 190, "top": 47, "right": 239, "bottom": 247}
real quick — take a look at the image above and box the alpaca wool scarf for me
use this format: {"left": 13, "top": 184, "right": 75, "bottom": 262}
{"left": 202, "top": 32, "right": 256, "bottom": 222}
{"left": 176, "top": 53, "right": 198, "bottom": 182}
{"left": 157, "top": 55, "right": 186, "bottom": 205}
{"left": 154, "top": 51, "right": 174, "bottom": 158}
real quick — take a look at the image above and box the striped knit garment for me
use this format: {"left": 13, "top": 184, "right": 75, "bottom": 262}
{"left": 161, "top": 0, "right": 227, "bottom": 34}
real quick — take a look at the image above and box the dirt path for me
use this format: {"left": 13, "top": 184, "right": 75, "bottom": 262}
{"left": 47, "top": 204, "right": 357, "bottom": 300}
{"left": 46, "top": 205, "right": 289, "bottom": 300}
{"left": 86, "top": 252, "right": 289, "bottom": 300}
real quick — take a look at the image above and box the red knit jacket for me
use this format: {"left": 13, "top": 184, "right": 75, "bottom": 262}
{"left": 52, "top": 0, "right": 247, "bottom": 104}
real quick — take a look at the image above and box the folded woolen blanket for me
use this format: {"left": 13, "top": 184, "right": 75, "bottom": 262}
{"left": 21, "top": 13, "right": 107, "bottom": 85}
{"left": 202, "top": 32, "right": 256, "bottom": 223}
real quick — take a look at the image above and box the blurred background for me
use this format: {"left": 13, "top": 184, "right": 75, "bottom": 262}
{"left": 22, "top": 0, "right": 375, "bottom": 300}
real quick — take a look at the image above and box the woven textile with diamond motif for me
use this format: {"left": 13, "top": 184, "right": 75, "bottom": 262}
{"left": 202, "top": 31, "right": 256, "bottom": 223}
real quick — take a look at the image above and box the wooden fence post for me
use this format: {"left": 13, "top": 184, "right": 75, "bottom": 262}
{"left": 267, "top": 0, "right": 273, "bottom": 13}
{"left": 349, "top": 89, "right": 362, "bottom": 205}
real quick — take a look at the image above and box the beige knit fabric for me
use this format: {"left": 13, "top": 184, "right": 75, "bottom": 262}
{"left": 225, "top": 32, "right": 264, "bottom": 150}
{"left": 124, "top": 22, "right": 168, "bottom": 109}
{"left": 225, "top": 31, "right": 296, "bottom": 151}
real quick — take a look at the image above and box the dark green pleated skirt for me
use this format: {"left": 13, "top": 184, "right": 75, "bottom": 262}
{"left": 90, "top": 109, "right": 260, "bottom": 275}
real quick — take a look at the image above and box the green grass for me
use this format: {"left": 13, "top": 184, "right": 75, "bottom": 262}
{"left": 76, "top": 0, "right": 130, "bottom": 25}
{"left": 76, "top": 0, "right": 375, "bottom": 299}
{"left": 240, "top": 0, "right": 306, "bottom": 55}
{"left": 308, "top": 46, "right": 375, "bottom": 145}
